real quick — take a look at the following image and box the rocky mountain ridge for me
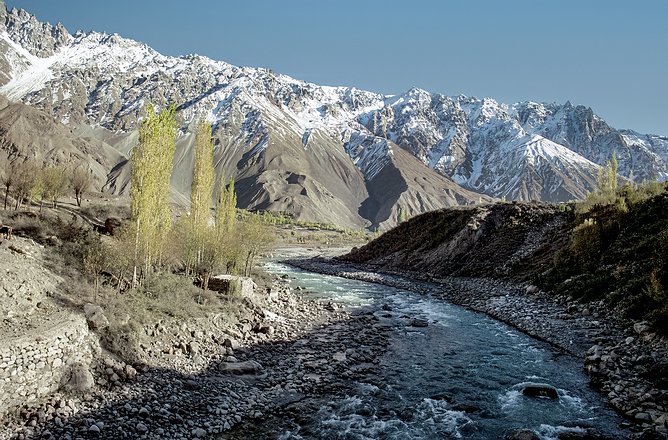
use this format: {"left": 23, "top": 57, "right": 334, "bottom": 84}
{"left": 0, "top": 4, "right": 666, "bottom": 227}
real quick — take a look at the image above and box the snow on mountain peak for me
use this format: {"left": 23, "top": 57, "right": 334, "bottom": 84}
{"left": 0, "top": 4, "right": 666, "bottom": 203}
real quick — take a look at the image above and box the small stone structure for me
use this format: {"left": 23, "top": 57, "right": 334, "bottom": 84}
{"left": 208, "top": 275, "right": 256, "bottom": 297}
{"left": 0, "top": 314, "right": 100, "bottom": 414}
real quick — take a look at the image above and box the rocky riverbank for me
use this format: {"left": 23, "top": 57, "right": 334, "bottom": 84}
{"left": 287, "top": 257, "right": 668, "bottom": 439}
{"left": 0, "top": 272, "right": 389, "bottom": 440}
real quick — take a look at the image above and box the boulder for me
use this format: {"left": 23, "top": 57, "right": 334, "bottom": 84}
{"left": 520, "top": 382, "right": 559, "bottom": 399}
{"left": 219, "top": 360, "right": 263, "bottom": 375}
{"left": 62, "top": 362, "right": 95, "bottom": 392}
{"left": 525, "top": 285, "right": 540, "bottom": 295}
{"left": 505, "top": 429, "right": 540, "bottom": 440}
{"left": 223, "top": 338, "right": 240, "bottom": 350}
{"left": 409, "top": 318, "right": 429, "bottom": 328}
{"left": 208, "top": 275, "right": 257, "bottom": 297}
{"left": 634, "top": 321, "right": 651, "bottom": 335}
{"left": 83, "top": 303, "right": 109, "bottom": 331}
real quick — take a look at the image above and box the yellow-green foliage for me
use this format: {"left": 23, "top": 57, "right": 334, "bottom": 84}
{"left": 546, "top": 178, "right": 668, "bottom": 326}
{"left": 215, "top": 174, "right": 236, "bottom": 234}
{"left": 184, "top": 122, "right": 215, "bottom": 271}
{"left": 569, "top": 218, "right": 601, "bottom": 266}
{"left": 130, "top": 103, "right": 177, "bottom": 278}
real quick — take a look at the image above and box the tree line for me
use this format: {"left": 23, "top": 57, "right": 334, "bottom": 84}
{"left": 94, "top": 104, "right": 273, "bottom": 292}
{"left": 1, "top": 159, "right": 93, "bottom": 210}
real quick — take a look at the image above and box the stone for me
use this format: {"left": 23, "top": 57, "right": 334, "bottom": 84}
{"left": 525, "top": 285, "right": 540, "bottom": 295}
{"left": 188, "top": 341, "right": 200, "bottom": 354}
{"left": 409, "top": 318, "right": 429, "bottom": 328}
{"left": 136, "top": 422, "right": 148, "bottom": 433}
{"left": 88, "top": 424, "right": 100, "bottom": 434}
{"left": 83, "top": 304, "right": 109, "bottom": 331}
{"left": 62, "top": 362, "right": 94, "bottom": 393}
{"left": 333, "top": 352, "right": 347, "bottom": 362}
{"left": 520, "top": 383, "right": 559, "bottom": 399}
{"left": 124, "top": 365, "right": 137, "bottom": 379}
{"left": 192, "top": 427, "right": 207, "bottom": 438}
{"left": 634, "top": 322, "right": 651, "bottom": 335}
{"left": 635, "top": 412, "right": 652, "bottom": 422}
{"left": 138, "top": 407, "right": 149, "bottom": 418}
{"left": 223, "top": 338, "right": 240, "bottom": 350}
{"left": 257, "top": 324, "right": 274, "bottom": 335}
{"left": 505, "top": 429, "right": 540, "bottom": 440}
{"left": 219, "top": 360, "right": 263, "bottom": 375}
{"left": 208, "top": 275, "right": 257, "bottom": 297}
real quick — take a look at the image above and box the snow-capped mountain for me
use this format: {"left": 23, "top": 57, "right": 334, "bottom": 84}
{"left": 0, "top": 5, "right": 665, "bottom": 227}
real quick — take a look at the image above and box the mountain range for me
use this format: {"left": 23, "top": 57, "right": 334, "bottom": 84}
{"left": 0, "top": 4, "right": 666, "bottom": 229}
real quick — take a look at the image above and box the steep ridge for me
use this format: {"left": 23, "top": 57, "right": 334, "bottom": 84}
{"left": 342, "top": 202, "right": 569, "bottom": 279}
{"left": 0, "top": 5, "right": 666, "bottom": 227}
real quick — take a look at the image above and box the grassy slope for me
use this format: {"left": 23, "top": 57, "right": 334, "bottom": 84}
{"left": 540, "top": 187, "right": 668, "bottom": 326}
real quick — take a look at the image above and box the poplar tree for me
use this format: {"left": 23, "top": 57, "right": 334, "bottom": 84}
{"left": 186, "top": 121, "right": 215, "bottom": 272}
{"left": 131, "top": 103, "right": 177, "bottom": 286}
{"left": 215, "top": 175, "right": 236, "bottom": 234}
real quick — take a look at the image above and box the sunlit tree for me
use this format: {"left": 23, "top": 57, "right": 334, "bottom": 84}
{"left": 130, "top": 103, "right": 177, "bottom": 286}
{"left": 185, "top": 121, "right": 215, "bottom": 272}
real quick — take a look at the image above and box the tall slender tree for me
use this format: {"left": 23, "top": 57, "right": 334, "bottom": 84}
{"left": 186, "top": 121, "right": 215, "bottom": 271}
{"left": 1, "top": 160, "right": 18, "bottom": 210}
{"left": 215, "top": 176, "right": 236, "bottom": 234}
{"left": 130, "top": 103, "right": 177, "bottom": 286}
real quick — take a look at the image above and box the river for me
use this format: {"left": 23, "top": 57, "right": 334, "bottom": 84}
{"left": 253, "top": 261, "right": 628, "bottom": 439}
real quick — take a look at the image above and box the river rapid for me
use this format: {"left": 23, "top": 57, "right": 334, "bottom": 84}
{"left": 258, "top": 261, "right": 628, "bottom": 440}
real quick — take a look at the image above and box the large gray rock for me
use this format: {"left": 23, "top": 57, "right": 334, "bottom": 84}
{"left": 208, "top": 275, "right": 256, "bottom": 297}
{"left": 62, "top": 362, "right": 95, "bottom": 392}
{"left": 83, "top": 303, "right": 109, "bottom": 331}
{"left": 219, "top": 360, "right": 263, "bottom": 375}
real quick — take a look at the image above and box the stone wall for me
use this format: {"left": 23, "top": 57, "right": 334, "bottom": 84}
{"left": 0, "top": 313, "right": 100, "bottom": 415}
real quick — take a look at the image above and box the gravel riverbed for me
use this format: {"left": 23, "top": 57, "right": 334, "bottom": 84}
{"left": 288, "top": 257, "right": 668, "bottom": 439}
{"left": 0, "top": 271, "right": 389, "bottom": 440}
{"left": 2, "top": 255, "right": 666, "bottom": 439}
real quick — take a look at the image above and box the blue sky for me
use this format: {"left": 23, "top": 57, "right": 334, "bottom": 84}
{"left": 6, "top": 0, "right": 668, "bottom": 135}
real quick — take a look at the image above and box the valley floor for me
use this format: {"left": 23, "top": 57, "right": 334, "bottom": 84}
{"left": 1, "top": 243, "right": 666, "bottom": 439}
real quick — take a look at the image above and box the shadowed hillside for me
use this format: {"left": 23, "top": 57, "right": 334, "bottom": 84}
{"left": 341, "top": 183, "right": 668, "bottom": 328}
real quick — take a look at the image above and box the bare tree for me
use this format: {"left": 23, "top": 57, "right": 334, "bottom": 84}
{"left": 42, "top": 165, "right": 68, "bottom": 209}
{"left": 71, "top": 165, "right": 93, "bottom": 207}
{"left": 1, "top": 159, "right": 17, "bottom": 210}
{"left": 12, "top": 160, "right": 39, "bottom": 210}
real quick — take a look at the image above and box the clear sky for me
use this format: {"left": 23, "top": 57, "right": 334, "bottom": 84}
{"left": 6, "top": 0, "right": 668, "bottom": 135}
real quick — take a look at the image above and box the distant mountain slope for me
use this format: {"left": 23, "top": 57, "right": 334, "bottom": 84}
{"left": 0, "top": 5, "right": 665, "bottom": 226}
{"left": 0, "top": 96, "right": 125, "bottom": 190}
